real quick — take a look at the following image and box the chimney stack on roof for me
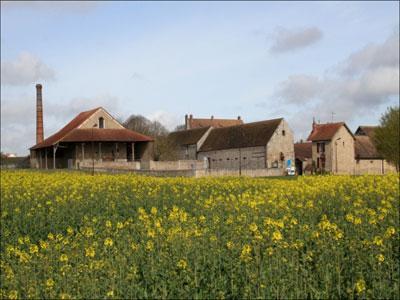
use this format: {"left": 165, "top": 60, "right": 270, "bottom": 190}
{"left": 189, "top": 114, "right": 193, "bottom": 119}
{"left": 36, "top": 84, "right": 44, "bottom": 144}
{"left": 238, "top": 116, "right": 241, "bottom": 120}
{"left": 211, "top": 115, "right": 214, "bottom": 120}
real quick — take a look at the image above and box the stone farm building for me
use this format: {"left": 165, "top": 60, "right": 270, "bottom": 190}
{"left": 168, "top": 118, "right": 295, "bottom": 176}
{"left": 307, "top": 121, "right": 355, "bottom": 174}
{"left": 354, "top": 126, "right": 396, "bottom": 174}
{"left": 304, "top": 121, "right": 396, "bottom": 175}
{"left": 30, "top": 85, "right": 153, "bottom": 169}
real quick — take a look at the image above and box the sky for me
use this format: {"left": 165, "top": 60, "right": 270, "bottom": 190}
{"left": 1, "top": 1, "right": 399, "bottom": 155}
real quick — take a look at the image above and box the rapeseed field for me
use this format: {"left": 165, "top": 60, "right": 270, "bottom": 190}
{"left": 0, "top": 171, "right": 398, "bottom": 299}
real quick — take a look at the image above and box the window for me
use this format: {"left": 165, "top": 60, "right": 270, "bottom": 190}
{"left": 99, "top": 117, "right": 104, "bottom": 128}
{"left": 317, "top": 142, "right": 325, "bottom": 153}
{"left": 282, "top": 130, "right": 286, "bottom": 136}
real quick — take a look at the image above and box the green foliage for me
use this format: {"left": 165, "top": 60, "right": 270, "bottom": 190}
{"left": 374, "top": 106, "right": 400, "bottom": 171}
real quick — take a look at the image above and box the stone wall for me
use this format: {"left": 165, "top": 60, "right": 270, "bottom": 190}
{"left": 80, "top": 160, "right": 140, "bottom": 170}
{"left": 355, "top": 159, "right": 397, "bottom": 175}
{"left": 195, "top": 168, "right": 284, "bottom": 177}
{"left": 198, "top": 146, "right": 266, "bottom": 170}
{"left": 332, "top": 126, "right": 355, "bottom": 174}
{"left": 148, "top": 160, "right": 205, "bottom": 170}
{"left": 266, "top": 119, "right": 295, "bottom": 170}
{"left": 80, "top": 109, "right": 124, "bottom": 129}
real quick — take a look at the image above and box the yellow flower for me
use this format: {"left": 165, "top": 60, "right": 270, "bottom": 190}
{"left": 240, "top": 244, "right": 252, "bottom": 262}
{"left": 46, "top": 278, "right": 55, "bottom": 288}
{"left": 226, "top": 241, "right": 234, "bottom": 250}
{"left": 39, "top": 240, "right": 49, "bottom": 250}
{"left": 83, "top": 227, "right": 94, "bottom": 238}
{"left": 249, "top": 223, "right": 258, "bottom": 232}
{"left": 355, "top": 279, "right": 366, "bottom": 294}
{"left": 104, "top": 238, "right": 113, "bottom": 247}
{"left": 146, "top": 240, "right": 154, "bottom": 251}
{"left": 60, "top": 254, "right": 68, "bottom": 263}
{"left": 29, "top": 245, "right": 39, "bottom": 254}
{"left": 377, "top": 254, "right": 385, "bottom": 263}
{"left": 131, "top": 242, "right": 138, "bottom": 251}
{"left": 48, "top": 233, "right": 54, "bottom": 240}
{"left": 85, "top": 246, "right": 96, "bottom": 258}
{"left": 67, "top": 227, "right": 74, "bottom": 235}
{"left": 177, "top": 259, "right": 187, "bottom": 270}
{"left": 8, "top": 290, "right": 18, "bottom": 300}
{"left": 116, "top": 222, "right": 124, "bottom": 229}
{"left": 151, "top": 207, "right": 158, "bottom": 215}
{"left": 373, "top": 236, "right": 383, "bottom": 246}
{"left": 60, "top": 293, "right": 71, "bottom": 299}
{"left": 272, "top": 230, "right": 283, "bottom": 241}
{"left": 106, "top": 290, "right": 114, "bottom": 297}
{"left": 384, "top": 226, "right": 395, "bottom": 238}
{"left": 105, "top": 220, "right": 112, "bottom": 228}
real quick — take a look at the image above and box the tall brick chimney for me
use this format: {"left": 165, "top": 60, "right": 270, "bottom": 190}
{"left": 36, "top": 84, "right": 44, "bottom": 144}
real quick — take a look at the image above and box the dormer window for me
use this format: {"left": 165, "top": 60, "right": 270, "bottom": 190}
{"left": 99, "top": 117, "right": 104, "bottom": 128}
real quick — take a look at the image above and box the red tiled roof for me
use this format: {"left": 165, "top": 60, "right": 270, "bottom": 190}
{"left": 307, "top": 122, "right": 354, "bottom": 141}
{"left": 199, "top": 118, "right": 282, "bottom": 152}
{"left": 62, "top": 128, "right": 153, "bottom": 143}
{"left": 189, "top": 118, "right": 243, "bottom": 129}
{"left": 294, "top": 142, "right": 312, "bottom": 161}
{"left": 30, "top": 107, "right": 152, "bottom": 149}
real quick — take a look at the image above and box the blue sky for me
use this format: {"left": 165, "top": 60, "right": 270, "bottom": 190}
{"left": 1, "top": 1, "right": 399, "bottom": 155}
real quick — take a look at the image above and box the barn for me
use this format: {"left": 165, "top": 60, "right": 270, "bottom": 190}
{"left": 29, "top": 84, "right": 154, "bottom": 169}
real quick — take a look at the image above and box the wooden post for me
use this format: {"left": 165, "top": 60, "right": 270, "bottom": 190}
{"left": 115, "top": 143, "right": 118, "bottom": 161}
{"left": 131, "top": 142, "right": 135, "bottom": 161}
{"left": 45, "top": 148, "right": 48, "bottom": 169}
{"left": 39, "top": 149, "right": 42, "bottom": 169}
{"left": 81, "top": 143, "right": 85, "bottom": 161}
{"left": 99, "top": 143, "right": 102, "bottom": 161}
{"left": 53, "top": 145, "right": 57, "bottom": 169}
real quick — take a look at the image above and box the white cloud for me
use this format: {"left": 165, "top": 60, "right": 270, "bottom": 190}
{"left": 272, "top": 32, "right": 399, "bottom": 140}
{"left": 340, "top": 32, "right": 399, "bottom": 76}
{"left": 269, "top": 26, "right": 323, "bottom": 53}
{"left": 146, "top": 111, "right": 181, "bottom": 131}
{"left": 275, "top": 75, "right": 321, "bottom": 104}
{"left": 1, "top": 52, "right": 55, "bottom": 86}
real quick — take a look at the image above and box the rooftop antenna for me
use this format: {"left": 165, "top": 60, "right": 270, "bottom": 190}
{"left": 331, "top": 112, "right": 336, "bottom": 123}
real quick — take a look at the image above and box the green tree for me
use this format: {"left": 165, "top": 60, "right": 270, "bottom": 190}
{"left": 374, "top": 106, "right": 399, "bottom": 171}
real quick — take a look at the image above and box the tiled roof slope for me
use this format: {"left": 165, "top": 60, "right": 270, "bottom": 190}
{"left": 307, "top": 122, "right": 354, "bottom": 141}
{"left": 355, "top": 126, "right": 377, "bottom": 139}
{"left": 30, "top": 107, "right": 152, "bottom": 149}
{"left": 31, "top": 107, "right": 101, "bottom": 149}
{"left": 354, "top": 136, "right": 381, "bottom": 159}
{"left": 62, "top": 128, "right": 153, "bottom": 143}
{"left": 168, "top": 127, "right": 210, "bottom": 146}
{"left": 189, "top": 118, "right": 243, "bottom": 129}
{"left": 199, "top": 118, "right": 282, "bottom": 152}
{"left": 294, "top": 142, "right": 312, "bottom": 161}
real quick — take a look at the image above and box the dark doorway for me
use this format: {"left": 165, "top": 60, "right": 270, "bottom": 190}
{"left": 127, "top": 144, "right": 133, "bottom": 161}
{"left": 295, "top": 158, "right": 303, "bottom": 175}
